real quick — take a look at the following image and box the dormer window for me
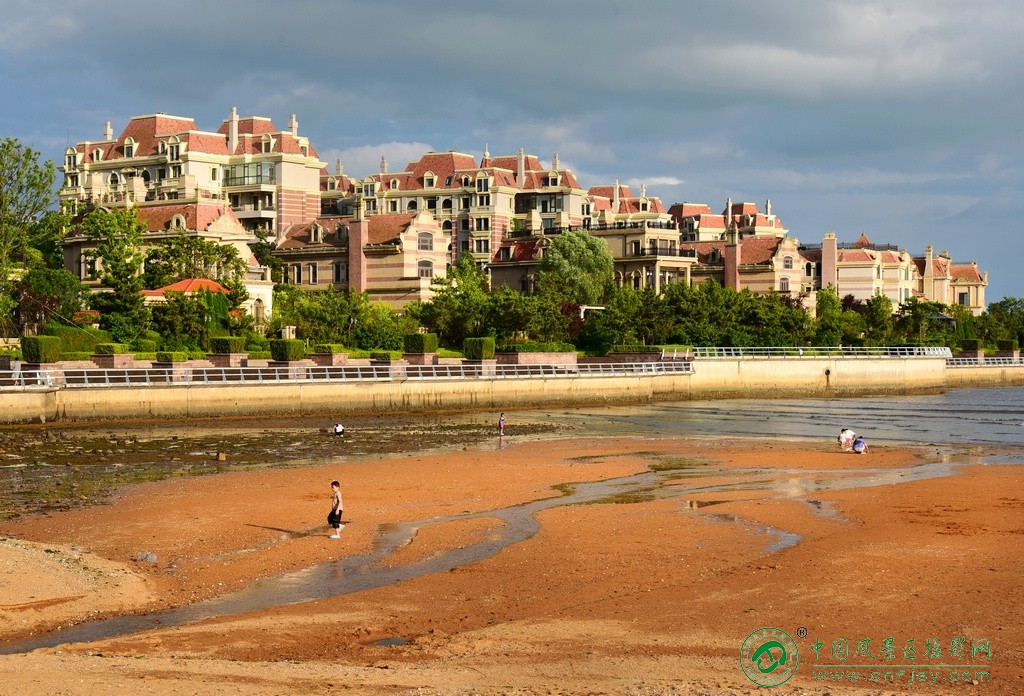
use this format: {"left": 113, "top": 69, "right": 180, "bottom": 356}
{"left": 65, "top": 149, "right": 77, "bottom": 170}
{"left": 476, "top": 176, "right": 489, "bottom": 192}
{"left": 301, "top": 145, "right": 309, "bottom": 157}
{"left": 364, "top": 183, "right": 375, "bottom": 196}
{"left": 462, "top": 175, "right": 471, "bottom": 187}
{"left": 93, "top": 148, "right": 103, "bottom": 162}
{"left": 311, "top": 224, "right": 322, "bottom": 244}
{"left": 158, "top": 141, "right": 166, "bottom": 155}
{"left": 445, "top": 176, "right": 453, "bottom": 186}
{"left": 390, "top": 178, "right": 399, "bottom": 190}
{"left": 424, "top": 174, "right": 435, "bottom": 188}
{"left": 123, "top": 138, "right": 135, "bottom": 158}
{"left": 261, "top": 135, "right": 273, "bottom": 154}
{"left": 640, "top": 201, "right": 649, "bottom": 212}
{"left": 168, "top": 142, "right": 180, "bottom": 161}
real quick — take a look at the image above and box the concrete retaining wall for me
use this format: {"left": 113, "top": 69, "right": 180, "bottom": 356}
{"left": 0, "top": 356, "right": 961, "bottom": 424}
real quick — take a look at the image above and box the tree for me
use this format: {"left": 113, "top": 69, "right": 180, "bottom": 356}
{"left": 14, "top": 267, "right": 89, "bottom": 332}
{"left": 0, "top": 138, "right": 58, "bottom": 333}
{"left": 82, "top": 207, "right": 151, "bottom": 344}
{"left": 535, "top": 229, "right": 614, "bottom": 306}
{"left": 412, "top": 255, "right": 491, "bottom": 347}
{"left": 143, "top": 232, "right": 249, "bottom": 308}
{"left": 813, "top": 287, "right": 843, "bottom": 345}
{"left": 863, "top": 293, "right": 894, "bottom": 344}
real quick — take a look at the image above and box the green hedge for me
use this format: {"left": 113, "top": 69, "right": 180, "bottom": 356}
{"left": 270, "top": 338, "right": 306, "bottom": 361}
{"left": 133, "top": 352, "right": 157, "bottom": 361}
{"left": 246, "top": 351, "right": 272, "bottom": 360}
{"left": 463, "top": 337, "right": 495, "bottom": 360}
{"left": 155, "top": 351, "right": 189, "bottom": 363}
{"left": 997, "top": 339, "right": 1019, "bottom": 351}
{"left": 59, "top": 351, "right": 94, "bottom": 361}
{"left": 610, "top": 344, "right": 661, "bottom": 353}
{"left": 135, "top": 339, "right": 158, "bottom": 352}
{"left": 22, "top": 335, "right": 63, "bottom": 363}
{"left": 403, "top": 333, "right": 439, "bottom": 354}
{"left": 94, "top": 343, "right": 130, "bottom": 354}
{"left": 312, "top": 343, "right": 346, "bottom": 354}
{"left": 43, "top": 325, "right": 111, "bottom": 353}
{"left": 370, "top": 350, "right": 393, "bottom": 361}
{"left": 959, "top": 338, "right": 982, "bottom": 352}
{"left": 496, "top": 342, "right": 575, "bottom": 353}
{"left": 210, "top": 336, "right": 246, "bottom": 354}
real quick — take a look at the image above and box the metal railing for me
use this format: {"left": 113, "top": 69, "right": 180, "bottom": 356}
{"left": 946, "top": 357, "right": 1024, "bottom": 367}
{"left": 692, "top": 346, "right": 953, "bottom": 359}
{"left": 0, "top": 361, "right": 694, "bottom": 391}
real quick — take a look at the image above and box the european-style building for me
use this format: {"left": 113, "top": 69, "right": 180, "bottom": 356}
{"left": 58, "top": 109, "right": 988, "bottom": 319}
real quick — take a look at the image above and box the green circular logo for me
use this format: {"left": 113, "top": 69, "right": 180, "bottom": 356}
{"left": 739, "top": 627, "right": 800, "bottom": 688}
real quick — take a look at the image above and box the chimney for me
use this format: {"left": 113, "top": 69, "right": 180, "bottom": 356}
{"left": 517, "top": 148, "right": 525, "bottom": 188}
{"left": 765, "top": 198, "right": 772, "bottom": 216}
{"left": 103, "top": 120, "right": 112, "bottom": 140}
{"left": 725, "top": 197, "right": 732, "bottom": 221}
{"left": 821, "top": 231, "right": 838, "bottom": 290}
{"left": 289, "top": 113, "right": 298, "bottom": 136}
{"left": 552, "top": 152, "right": 559, "bottom": 170}
{"left": 380, "top": 155, "right": 388, "bottom": 174}
{"left": 724, "top": 236, "right": 741, "bottom": 290}
{"left": 228, "top": 107, "right": 238, "bottom": 155}
{"left": 336, "top": 159, "right": 344, "bottom": 176}
{"left": 613, "top": 179, "right": 620, "bottom": 213}
{"left": 347, "top": 219, "right": 369, "bottom": 293}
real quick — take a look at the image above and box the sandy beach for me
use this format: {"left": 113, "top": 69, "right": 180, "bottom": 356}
{"left": 0, "top": 426, "right": 1021, "bottom": 695}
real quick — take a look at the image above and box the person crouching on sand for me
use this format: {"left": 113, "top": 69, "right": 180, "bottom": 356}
{"left": 852, "top": 435, "right": 868, "bottom": 454}
{"left": 328, "top": 480, "right": 344, "bottom": 537}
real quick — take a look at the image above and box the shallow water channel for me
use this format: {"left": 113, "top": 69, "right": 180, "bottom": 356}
{"left": 0, "top": 449, "right": 973, "bottom": 655}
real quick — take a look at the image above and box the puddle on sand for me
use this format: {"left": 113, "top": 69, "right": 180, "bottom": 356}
{"left": 0, "top": 452, "right": 975, "bottom": 655}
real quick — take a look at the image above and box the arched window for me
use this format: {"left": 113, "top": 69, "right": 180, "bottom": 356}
{"left": 407, "top": 200, "right": 418, "bottom": 211}
{"left": 253, "top": 299, "right": 265, "bottom": 324}
{"left": 417, "top": 260, "right": 433, "bottom": 278}
{"left": 441, "top": 198, "right": 452, "bottom": 210}
{"left": 780, "top": 277, "right": 790, "bottom": 292}
{"left": 417, "top": 232, "right": 433, "bottom": 251}
{"left": 783, "top": 256, "right": 793, "bottom": 270}
{"left": 109, "top": 172, "right": 119, "bottom": 186}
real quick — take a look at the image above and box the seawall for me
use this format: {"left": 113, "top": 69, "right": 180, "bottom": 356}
{"left": 0, "top": 356, "right": 965, "bottom": 424}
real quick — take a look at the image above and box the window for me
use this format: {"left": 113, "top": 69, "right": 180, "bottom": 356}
{"left": 308, "top": 263, "right": 318, "bottom": 285}
{"left": 441, "top": 198, "right": 452, "bottom": 210}
{"left": 211, "top": 167, "right": 218, "bottom": 181}
{"left": 109, "top": 172, "right": 119, "bottom": 186}
{"left": 170, "top": 165, "right": 181, "bottom": 178}
{"left": 418, "top": 232, "right": 433, "bottom": 251}
{"left": 67, "top": 174, "right": 79, "bottom": 188}
{"left": 477, "top": 194, "right": 490, "bottom": 207}
{"left": 476, "top": 177, "right": 489, "bottom": 192}
{"left": 462, "top": 175, "right": 471, "bottom": 187}
{"left": 124, "top": 140, "right": 134, "bottom": 158}
{"left": 958, "top": 292, "right": 969, "bottom": 306}
{"left": 418, "top": 260, "right": 433, "bottom": 278}
{"left": 365, "top": 199, "right": 377, "bottom": 212}
{"left": 427, "top": 198, "right": 437, "bottom": 210}
{"left": 460, "top": 219, "right": 470, "bottom": 231}
{"left": 460, "top": 240, "right": 469, "bottom": 252}
{"left": 65, "top": 152, "right": 76, "bottom": 170}
{"left": 253, "top": 299, "right": 265, "bottom": 324}
{"left": 780, "top": 277, "right": 790, "bottom": 292}
{"left": 292, "top": 264, "right": 302, "bottom": 284}
{"left": 475, "top": 218, "right": 490, "bottom": 231}
{"left": 391, "top": 178, "right": 399, "bottom": 189}
{"left": 640, "top": 201, "right": 648, "bottom": 212}
{"left": 445, "top": 176, "right": 453, "bottom": 185}
{"left": 407, "top": 200, "right": 418, "bottom": 211}
{"left": 631, "top": 241, "right": 641, "bottom": 256}
{"left": 461, "top": 197, "right": 470, "bottom": 210}
{"left": 783, "top": 256, "right": 793, "bottom": 270}
{"left": 364, "top": 183, "right": 375, "bottom": 196}
{"left": 333, "top": 262, "right": 346, "bottom": 284}
{"left": 424, "top": 176, "right": 434, "bottom": 188}
{"left": 389, "top": 200, "right": 398, "bottom": 212}
{"left": 168, "top": 143, "right": 180, "bottom": 161}
{"left": 474, "top": 239, "right": 490, "bottom": 253}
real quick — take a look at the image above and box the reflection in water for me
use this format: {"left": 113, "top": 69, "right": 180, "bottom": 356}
{"left": 1, "top": 450, "right": 972, "bottom": 655}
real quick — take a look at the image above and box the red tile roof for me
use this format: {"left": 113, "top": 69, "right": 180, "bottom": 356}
{"left": 951, "top": 264, "right": 983, "bottom": 282}
{"left": 132, "top": 202, "right": 241, "bottom": 233}
{"left": 142, "top": 278, "right": 229, "bottom": 297}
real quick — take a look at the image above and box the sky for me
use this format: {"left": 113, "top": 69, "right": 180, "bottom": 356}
{"left": 2, "top": 0, "right": 1022, "bottom": 301}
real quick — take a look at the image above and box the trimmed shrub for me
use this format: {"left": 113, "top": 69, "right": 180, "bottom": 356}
{"left": 43, "top": 324, "right": 111, "bottom": 353}
{"left": 133, "top": 352, "right": 157, "bottom": 361}
{"left": 269, "top": 338, "right": 306, "bottom": 362}
{"left": 997, "top": 339, "right": 1019, "bottom": 351}
{"left": 59, "top": 351, "right": 94, "bottom": 361}
{"left": 959, "top": 338, "right": 982, "bottom": 352}
{"left": 210, "top": 336, "right": 246, "bottom": 354}
{"left": 246, "top": 350, "right": 272, "bottom": 360}
{"left": 22, "top": 335, "right": 63, "bottom": 363}
{"left": 188, "top": 350, "right": 207, "bottom": 360}
{"left": 496, "top": 342, "right": 575, "bottom": 353}
{"left": 135, "top": 339, "right": 158, "bottom": 352}
{"left": 312, "top": 343, "right": 347, "bottom": 354}
{"left": 156, "top": 351, "right": 189, "bottom": 363}
{"left": 463, "top": 337, "right": 496, "bottom": 360}
{"left": 403, "top": 333, "right": 439, "bottom": 354}
{"left": 94, "top": 343, "right": 130, "bottom": 354}
{"left": 370, "top": 350, "right": 393, "bottom": 361}
{"left": 610, "top": 344, "right": 661, "bottom": 353}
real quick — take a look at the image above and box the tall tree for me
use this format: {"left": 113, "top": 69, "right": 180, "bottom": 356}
{"left": 143, "top": 232, "right": 249, "bottom": 308}
{"left": 411, "top": 255, "right": 491, "bottom": 347}
{"left": 0, "top": 138, "right": 58, "bottom": 334}
{"left": 535, "top": 229, "right": 614, "bottom": 306}
{"left": 813, "top": 287, "right": 843, "bottom": 345}
{"left": 82, "top": 207, "right": 151, "bottom": 344}
{"left": 14, "top": 267, "right": 89, "bottom": 332}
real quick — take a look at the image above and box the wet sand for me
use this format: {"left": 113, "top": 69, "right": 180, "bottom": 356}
{"left": 0, "top": 421, "right": 1022, "bottom": 694}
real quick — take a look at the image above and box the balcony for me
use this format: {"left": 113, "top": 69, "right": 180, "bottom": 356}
{"left": 627, "top": 248, "right": 697, "bottom": 259}
{"left": 223, "top": 173, "right": 276, "bottom": 187}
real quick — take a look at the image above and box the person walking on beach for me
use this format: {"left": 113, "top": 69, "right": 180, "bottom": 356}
{"left": 328, "top": 480, "right": 344, "bottom": 537}
{"left": 498, "top": 412, "right": 506, "bottom": 436}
